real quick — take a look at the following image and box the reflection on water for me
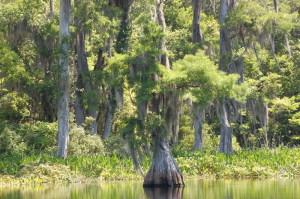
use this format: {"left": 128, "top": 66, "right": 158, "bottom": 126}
{"left": 144, "top": 187, "right": 183, "bottom": 199}
{"left": 0, "top": 179, "right": 299, "bottom": 199}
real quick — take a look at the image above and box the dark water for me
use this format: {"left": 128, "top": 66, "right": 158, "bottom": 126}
{"left": 0, "top": 179, "right": 299, "bottom": 199}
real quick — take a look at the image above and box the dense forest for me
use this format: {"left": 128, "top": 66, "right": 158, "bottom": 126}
{"left": 0, "top": 0, "right": 299, "bottom": 187}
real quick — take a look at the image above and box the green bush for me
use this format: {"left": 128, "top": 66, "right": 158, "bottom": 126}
{"left": 68, "top": 125, "right": 104, "bottom": 156}
{"left": 22, "top": 122, "right": 57, "bottom": 154}
{"left": 0, "top": 127, "right": 27, "bottom": 155}
{"left": 103, "top": 135, "right": 127, "bottom": 157}
{"left": 0, "top": 92, "right": 30, "bottom": 121}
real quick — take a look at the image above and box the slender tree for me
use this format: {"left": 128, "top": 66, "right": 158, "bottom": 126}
{"left": 192, "top": 0, "right": 205, "bottom": 150}
{"left": 74, "top": 0, "right": 98, "bottom": 135}
{"left": 57, "top": 0, "right": 71, "bottom": 158}
{"left": 218, "top": 0, "right": 233, "bottom": 154}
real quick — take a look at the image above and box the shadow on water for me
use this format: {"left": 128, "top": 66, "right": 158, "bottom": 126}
{"left": 143, "top": 187, "right": 184, "bottom": 199}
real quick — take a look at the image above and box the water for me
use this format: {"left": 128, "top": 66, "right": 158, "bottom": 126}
{"left": 0, "top": 179, "right": 299, "bottom": 199}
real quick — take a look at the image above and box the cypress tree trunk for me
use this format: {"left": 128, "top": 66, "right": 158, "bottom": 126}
{"left": 156, "top": 0, "right": 170, "bottom": 68}
{"left": 143, "top": 127, "right": 184, "bottom": 187}
{"left": 191, "top": 0, "right": 206, "bottom": 151}
{"left": 144, "top": 0, "right": 184, "bottom": 187}
{"left": 74, "top": 76, "right": 85, "bottom": 126}
{"left": 74, "top": 0, "right": 98, "bottom": 134}
{"left": 193, "top": 105, "right": 205, "bottom": 150}
{"left": 57, "top": 0, "right": 71, "bottom": 158}
{"left": 103, "top": 91, "right": 115, "bottom": 139}
{"left": 218, "top": 100, "right": 233, "bottom": 153}
{"left": 50, "top": 0, "right": 54, "bottom": 18}
{"left": 218, "top": 0, "right": 233, "bottom": 154}
{"left": 192, "top": 0, "right": 204, "bottom": 44}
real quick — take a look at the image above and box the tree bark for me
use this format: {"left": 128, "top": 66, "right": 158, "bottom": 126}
{"left": 143, "top": 128, "right": 184, "bottom": 187}
{"left": 164, "top": 90, "right": 181, "bottom": 144}
{"left": 50, "top": 0, "right": 54, "bottom": 18}
{"left": 218, "top": 100, "right": 233, "bottom": 153}
{"left": 218, "top": 0, "right": 233, "bottom": 154}
{"left": 74, "top": 85, "right": 85, "bottom": 126}
{"left": 103, "top": 90, "right": 115, "bottom": 139}
{"left": 75, "top": 0, "right": 98, "bottom": 134}
{"left": 193, "top": 104, "right": 205, "bottom": 150}
{"left": 57, "top": 0, "right": 71, "bottom": 158}
{"left": 192, "top": 0, "right": 204, "bottom": 44}
{"left": 156, "top": 0, "right": 170, "bottom": 69}
{"left": 273, "top": 0, "right": 278, "bottom": 13}
{"left": 269, "top": 34, "right": 280, "bottom": 70}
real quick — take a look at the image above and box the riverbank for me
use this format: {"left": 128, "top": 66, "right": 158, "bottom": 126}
{"left": 1, "top": 147, "right": 299, "bottom": 187}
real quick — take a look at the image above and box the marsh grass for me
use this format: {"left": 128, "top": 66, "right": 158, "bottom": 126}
{"left": 0, "top": 147, "right": 299, "bottom": 186}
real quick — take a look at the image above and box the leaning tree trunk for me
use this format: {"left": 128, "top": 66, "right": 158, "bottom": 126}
{"left": 57, "top": 0, "right": 71, "bottom": 158}
{"left": 144, "top": 0, "right": 184, "bottom": 187}
{"left": 143, "top": 127, "right": 184, "bottom": 187}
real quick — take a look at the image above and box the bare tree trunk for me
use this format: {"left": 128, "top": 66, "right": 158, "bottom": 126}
{"left": 191, "top": 0, "right": 206, "bottom": 150}
{"left": 75, "top": 0, "right": 97, "bottom": 134}
{"left": 218, "top": 100, "right": 233, "bottom": 153}
{"left": 74, "top": 82, "right": 85, "bottom": 125}
{"left": 273, "top": 0, "right": 278, "bottom": 13}
{"left": 284, "top": 35, "right": 292, "bottom": 58}
{"left": 193, "top": 105, "right": 205, "bottom": 150}
{"left": 50, "top": 0, "right": 54, "bottom": 18}
{"left": 211, "top": 0, "right": 216, "bottom": 14}
{"left": 124, "top": 135, "right": 144, "bottom": 176}
{"left": 57, "top": 0, "right": 71, "bottom": 158}
{"left": 164, "top": 91, "right": 181, "bottom": 144}
{"left": 192, "top": 0, "right": 204, "bottom": 44}
{"left": 218, "top": 0, "right": 233, "bottom": 154}
{"left": 103, "top": 90, "right": 115, "bottom": 139}
{"left": 269, "top": 34, "right": 280, "bottom": 69}
{"left": 143, "top": 128, "right": 184, "bottom": 187}
{"left": 156, "top": 0, "right": 170, "bottom": 68}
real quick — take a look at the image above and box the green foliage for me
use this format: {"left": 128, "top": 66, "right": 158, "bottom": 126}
{"left": 21, "top": 122, "right": 57, "bottom": 154}
{"left": 164, "top": 51, "right": 247, "bottom": 104}
{"left": 103, "top": 135, "right": 127, "bottom": 157}
{"left": 0, "top": 92, "right": 30, "bottom": 121}
{"left": 69, "top": 125, "right": 104, "bottom": 156}
{"left": 176, "top": 147, "right": 300, "bottom": 178}
{"left": 0, "top": 147, "right": 299, "bottom": 185}
{"left": 0, "top": 127, "right": 27, "bottom": 156}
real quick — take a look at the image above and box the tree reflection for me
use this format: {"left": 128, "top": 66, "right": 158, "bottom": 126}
{"left": 144, "top": 187, "right": 184, "bottom": 199}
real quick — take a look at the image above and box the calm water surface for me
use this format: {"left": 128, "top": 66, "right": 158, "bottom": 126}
{"left": 0, "top": 179, "right": 299, "bottom": 199}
